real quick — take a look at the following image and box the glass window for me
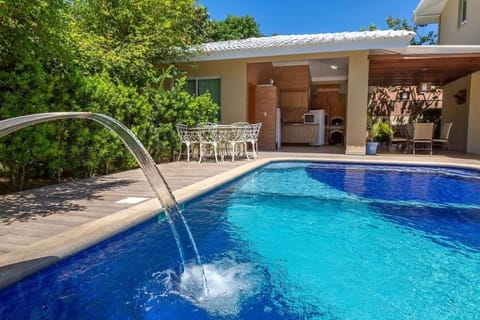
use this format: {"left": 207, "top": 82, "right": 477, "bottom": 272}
{"left": 459, "top": 0, "right": 467, "bottom": 26}
{"left": 186, "top": 78, "right": 221, "bottom": 121}
{"left": 186, "top": 79, "right": 196, "bottom": 96}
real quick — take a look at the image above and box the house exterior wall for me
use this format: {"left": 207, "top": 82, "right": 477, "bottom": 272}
{"left": 466, "top": 71, "right": 480, "bottom": 153}
{"left": 182, "top": 50, "right": 370, "bottom": 154}
{"left": 442, "top": 75, "right": 470, "bottom": 152}
{"left": 182, "top": 60, "right": 247, "bottom": 124}
{"left": 438, "top": 0, "right": 480, "bottom": 44}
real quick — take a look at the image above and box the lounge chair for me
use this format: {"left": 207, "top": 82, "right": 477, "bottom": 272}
{"left": 433, "top": 122, "right": 453, "bottom": 151}
{"left": 391, "top": 125, "right": 409, "bottom": 152}
{"left": 412, "top": 123, "right": 434, "bottom": 155}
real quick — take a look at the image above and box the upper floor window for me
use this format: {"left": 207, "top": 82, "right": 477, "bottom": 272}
{"left": 458, "top": 0, "right": 467, "bottom": 27}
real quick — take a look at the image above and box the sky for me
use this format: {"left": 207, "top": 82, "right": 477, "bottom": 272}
{"left": 198, "top": 0, "right": 435, "bottom": 36}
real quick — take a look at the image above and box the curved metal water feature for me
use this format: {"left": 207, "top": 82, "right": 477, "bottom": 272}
{"left": 0, "top": 112, "right": 208, "bottom": 295}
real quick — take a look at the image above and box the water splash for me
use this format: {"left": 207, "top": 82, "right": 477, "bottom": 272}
{"left": 0, "top": 112, "right": 208, "bottom": 295}
{"left": 152, "top": 259, "right": 259, "bottom": 317}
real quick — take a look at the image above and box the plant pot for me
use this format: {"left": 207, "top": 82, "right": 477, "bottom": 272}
{"left": 366, "top": 142, "right": 379, "bottom": 155}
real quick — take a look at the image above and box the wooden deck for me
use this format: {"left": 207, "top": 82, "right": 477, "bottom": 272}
{"left": 0, "top": 159, "right": 248, "bottom": 255}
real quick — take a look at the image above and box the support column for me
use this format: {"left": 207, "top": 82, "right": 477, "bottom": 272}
{"left": 467, "top": 71, "right": 480, "bottom": 154}
{"left": 345, "top": 51, "right": 369, "bottom": 155}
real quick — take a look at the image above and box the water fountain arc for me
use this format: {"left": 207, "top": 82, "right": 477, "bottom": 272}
{"left": 0, "top": 112, "right": 208, "bottom": 295}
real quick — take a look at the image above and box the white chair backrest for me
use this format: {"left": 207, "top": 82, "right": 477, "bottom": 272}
{"left": 176, "top": 124, "right": 188, "bottom": 141}
{"left": 413, "top": 123, "right": 434, "bottom": 140}
{"left": 198, "top": 126, "right": 218, "bottom": 143}
{"left": 440, "top": 122, "right": 453, "bottom": 139}
{"left": 232, "top": 122, "right": 249, "bottom": 127}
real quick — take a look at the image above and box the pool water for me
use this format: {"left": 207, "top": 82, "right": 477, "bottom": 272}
{"left": 1, "top": 162, "right": 480, "bottom": 319}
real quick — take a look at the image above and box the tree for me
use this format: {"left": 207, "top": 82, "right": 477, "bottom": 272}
{"left": 0, "top": 0, "right": 219, "bottom": 193}
{"left": 208, "top": 15, "right": 263, "bottom": 41}
{"left": 361, "top": 16, "right": 437, "bottom": 45}
{"left": 70, "top": 0, "right": 211, "bottom": 85}
{"left": 0, "top": 0, "right": 74, "bottom": 191}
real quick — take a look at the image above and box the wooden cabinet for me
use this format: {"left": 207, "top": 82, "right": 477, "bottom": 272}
{"left": 282, "top": 123, "right": 318, "bottom": 144}
{"left": 304, "top": 125, "right": 318, "bottom": 143}
{"left": 279, "top": 90, "right": 309, "bottom": 108}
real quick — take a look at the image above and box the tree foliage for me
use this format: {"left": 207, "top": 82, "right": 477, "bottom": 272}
{"left": 208, "top": 15, "right": 263, "bottom": 41}
{"left": 368, "top": 86, "right": 442, "bottom": 122}
{"left": 0, "top": 0, "right": 219, "bottom": 193}
{"left": 361, "top": 16, "right": 437, "bottom": 45}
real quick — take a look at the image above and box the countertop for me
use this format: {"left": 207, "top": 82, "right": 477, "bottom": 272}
{"left": 283, "top": 122, "right": 318, "bottom": 125}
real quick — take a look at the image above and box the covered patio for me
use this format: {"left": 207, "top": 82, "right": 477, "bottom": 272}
{"left": 185, "top": 31, "right": 480, "bottom": 156}
{"left": 368, "top": 46, "right": 480, "bottom": 154}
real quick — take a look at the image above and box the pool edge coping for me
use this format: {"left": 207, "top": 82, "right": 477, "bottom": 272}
{"left": 0, "top": 155, "right": 479, "bottom": 290}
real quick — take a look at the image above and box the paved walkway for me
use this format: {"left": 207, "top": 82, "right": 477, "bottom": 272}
{"left": 0, "top": 150, "right": 479, "bottom": 289}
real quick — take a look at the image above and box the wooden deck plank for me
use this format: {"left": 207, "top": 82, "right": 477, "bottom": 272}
{"left": 0, "top": 159, "right": 250, "bottom": 254}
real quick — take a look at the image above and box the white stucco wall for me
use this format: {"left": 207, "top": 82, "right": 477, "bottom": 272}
{"left": 466, "top": 71, "right": 480, "bottom": 153}
{"left": 439, "top": 0, "right": 480, "bottom": 44}
{"left": 183, "top": 60, "right": 247, "bottom": 124}
{"left": 442, "top": 75, "right": 470, "bottom": 152}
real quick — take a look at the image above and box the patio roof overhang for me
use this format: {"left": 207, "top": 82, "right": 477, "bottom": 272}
{"left": 369, "top": 46, "right": 480, "bottom": 87}
{"left": 413, "top": 0, "right": 448, "bottom": 25}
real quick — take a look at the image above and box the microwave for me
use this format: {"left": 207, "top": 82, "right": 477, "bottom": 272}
{"left": 304, "top": 113, "right": 317, "bottom": 124}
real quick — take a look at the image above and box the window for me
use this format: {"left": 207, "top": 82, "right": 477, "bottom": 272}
{"left": 458, "top": 0, "right": 467, "bottom": 27}
{"left": 186, "top": 78, "right": 221, "bottom": 120}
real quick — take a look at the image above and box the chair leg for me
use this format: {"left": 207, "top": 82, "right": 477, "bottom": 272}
{"left": 243, "top": 142, "right": 250, "bottom": 160}
{"left": 186, "top": 142, "right": 191, "bottom": 162}
{"left": 213, "top": 143, "right": 218, "bottom": 163}
{"left": 231, "top": 143, "right": 235, "bottom": 162}
{"left": 177, "top": 144, "right": 183, "bottom": 161}
{"left": 198, "top": 143, "right": 204, "bottom": 163}
{"left": 254, "top": 141, "right": 260, "bottom": 157}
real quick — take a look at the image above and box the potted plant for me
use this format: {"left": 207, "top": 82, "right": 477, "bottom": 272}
{"left": 366, "top": 118, "right": 393, "bottom": 155}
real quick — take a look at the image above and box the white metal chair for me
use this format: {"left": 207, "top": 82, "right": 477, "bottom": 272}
{"left": 230, "top": 122, "right": 250, "bottom": 161}
{"left": 412, "top": 123, "right": 434, "bottom": 155}
{"left": 433, "top": 122, "right": 453, "bottom": 151}
{"left": 176, "top": 124, "right": 198, "bottom": 162}
{"left": 245, "top": 123, "right": 262, "bottom": 159}
{"left": 197, "top": 125, "right": 219, "bottom": 163}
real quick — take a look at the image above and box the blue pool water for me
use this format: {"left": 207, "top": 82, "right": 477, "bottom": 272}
{"left": 1, "top": 161, "right": 480, "bottom": 319}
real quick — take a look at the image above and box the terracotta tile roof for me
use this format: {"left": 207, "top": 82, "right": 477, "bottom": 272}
{"left": 190, "top": 30, "right": 416, "bottom": 61}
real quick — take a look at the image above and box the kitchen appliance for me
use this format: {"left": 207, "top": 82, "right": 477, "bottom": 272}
{"left": 303, "top": 112, "right": 317, "bottom": 124}
{"left": 306, "top": 109, "right": 325, "bottom": 146}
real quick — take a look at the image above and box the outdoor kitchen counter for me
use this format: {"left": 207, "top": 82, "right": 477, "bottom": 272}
{"left": 282, "top": 123, "right": 318, "bottom": 144}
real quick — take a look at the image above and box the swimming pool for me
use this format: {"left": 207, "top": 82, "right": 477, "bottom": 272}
{"left": 1, "top": 161, "right": 480, "bottom": 319}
